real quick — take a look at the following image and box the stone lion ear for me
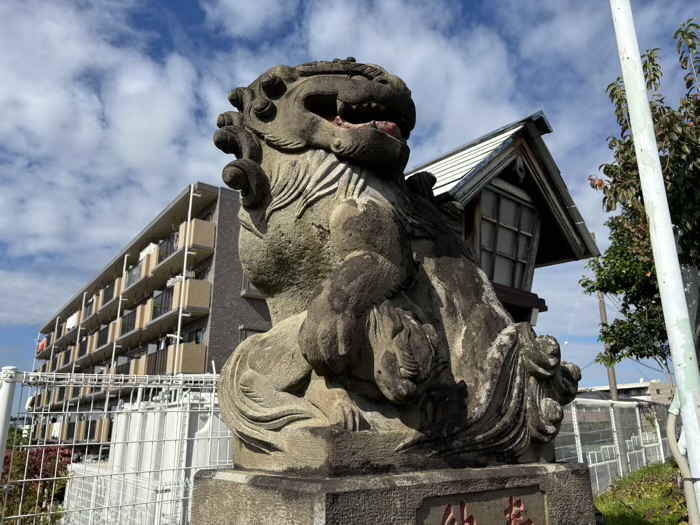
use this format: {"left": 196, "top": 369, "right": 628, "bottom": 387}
{"left": 406, "top": 171, "right": 437, "bottom": 200}
{"left": 259, "top": 73, "right": 286, "bottom": 98}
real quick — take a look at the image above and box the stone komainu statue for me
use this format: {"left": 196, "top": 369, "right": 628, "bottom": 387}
{"left": 214, "top": 58, "right": 580, "bottom": 473}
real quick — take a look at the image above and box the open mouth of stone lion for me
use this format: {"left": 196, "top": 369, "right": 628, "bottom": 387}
{"left": 306, "top": 95, "right": 413, "bottom": 142}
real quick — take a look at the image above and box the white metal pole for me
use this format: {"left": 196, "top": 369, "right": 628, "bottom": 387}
{"left": 174, "top": 185, "right": 196, "bottom": 374}
{"left": 71, "top": 292, "right": 88, "bottom": 374}
{"left": 110, "top": 254, "right": 131, "bottom": 370}
{"left": 570, "top": 401, "right": 584, "bottom": 463}
{"left": 0, "top": 367, "right": 18, "bottom": 473}
{"left": 610, "top": 0, "right": 700, "bottom": 508}
{"left": 636, "top": 405, "right": 647, "bottom": 466}
{"left": 609, "top": 402, "right": 625, "bottom": 475}
{"left": 653, "top": 409, "right": 666, "bottom": 463}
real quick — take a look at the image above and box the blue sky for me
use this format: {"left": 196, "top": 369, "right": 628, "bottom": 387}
{"left": 0, "top": 0, "right": 695, "bottom": 387}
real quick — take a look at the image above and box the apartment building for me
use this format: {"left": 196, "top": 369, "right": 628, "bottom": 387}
{"left": 31, "top": 182, "right": 271, "bottom": 444}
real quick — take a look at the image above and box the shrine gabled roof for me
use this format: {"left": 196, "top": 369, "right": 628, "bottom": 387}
{"left": 407, "top": 116, "right": 535, "bottom": 196}
{"left": 406, "top": 111, "right": 599, "bottom": 265}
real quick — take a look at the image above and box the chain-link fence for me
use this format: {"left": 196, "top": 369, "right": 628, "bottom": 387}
{"left": 0, "top": 368, "right": 673, "bottom": 523}
{"left": 555, "top": 398, "right": 671, "bottom": 495}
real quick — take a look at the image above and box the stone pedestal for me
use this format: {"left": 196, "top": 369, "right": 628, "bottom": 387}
{"left": 192, "top": 463, "right": 595, "bottom": 525}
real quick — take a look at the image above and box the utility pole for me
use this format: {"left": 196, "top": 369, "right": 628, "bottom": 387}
{"left": 591, "top": 233, "right": 619, "bottom": 401}
{"left": 610, "top": 0, "right": 700, "bottom": 510}
{"left": 597, "top": 289, "right": 619, "bottom": 401}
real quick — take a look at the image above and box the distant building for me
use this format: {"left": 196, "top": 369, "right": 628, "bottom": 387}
{"left": 578, "top": 380, "right": 674, "bottom": 405}
{"left": 31, "top": 183, "right": 271, "bottom": 444}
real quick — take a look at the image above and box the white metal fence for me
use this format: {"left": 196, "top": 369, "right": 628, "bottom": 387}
{"left": 554, "top": 398, "right": 672, "bottom": 495}
{"left": 0, "top": 369, "right": 232, "bottom": 524}
{"left": 0, "top": 369, "right": 673, "bottom": 523}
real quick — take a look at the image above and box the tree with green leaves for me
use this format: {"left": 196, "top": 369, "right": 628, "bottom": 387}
{"left": 581, "top": 19, "right": 700, "bottom": 373}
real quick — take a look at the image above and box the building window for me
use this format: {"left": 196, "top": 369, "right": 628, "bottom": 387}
{"left": 239, "top": 327, "right": 266, "bottom": 343}
{"left": 479, "top": 186, "right": 539, "bottom": 290}
{"left": 241, "top": 274, "right": 265, "bottom": 300}
{"left": 188, "top": 329, "right": 204, "bottom": 344}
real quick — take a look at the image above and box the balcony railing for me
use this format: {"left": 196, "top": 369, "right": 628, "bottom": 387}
{"left": 55, "top": 387, "right": 66, "bottom": 404}
{"left": 59, "top": 351, "right": 71, "bottom": 369}
{"left": 84, "top": 299, "right": 94, "bottom": 319}
{"left": 146, "top": 349, "right": 168, "bottom": 375}
{"left": 120, "top": 310, "right": 137, "bottom": 336}
{"left": 115, "top": 362, "right": 131, "bottom": 375}
{"left": 97, "top": 325, "right": 110, "bottom": 348}
{"left": 152, "top": 288, "right": 174, "bottom": 319}
{"left": 103, "top": 281, "right": 116, "bottom": 303}
{"left": 159, "top": 230, "right": 179, "bottom": 263}
{"left": 77, "top": 338, "right": 89, "bottom": 358}
{"left": 125, "top": 260, "right": 144, "bottom": 288}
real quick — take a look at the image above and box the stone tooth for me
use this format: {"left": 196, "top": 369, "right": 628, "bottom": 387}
{"left": 336, "top": 99, "right": 348, "bottom": 117}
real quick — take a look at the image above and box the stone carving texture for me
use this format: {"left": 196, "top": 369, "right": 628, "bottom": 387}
{"left": 214, "top": 58, "right": 580, "bottom": 472}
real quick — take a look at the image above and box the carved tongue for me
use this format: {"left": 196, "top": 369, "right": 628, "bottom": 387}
{"left": 374, "top": 121, "right": 402, "bottom": 140}
{"left": 331, "top": 115, "right": 403, "bottom": 140}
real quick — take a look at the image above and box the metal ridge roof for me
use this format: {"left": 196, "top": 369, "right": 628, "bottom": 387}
{"left": 406, "top": 112, "right": 551, "bottom": 197}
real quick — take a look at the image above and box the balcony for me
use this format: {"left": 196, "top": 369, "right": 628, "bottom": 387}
{"left": 151, "top": 219, "right": 216, "bottom": 279}
{"left": 131, "top": 355, "right": 147, "bottom": 375}
{"left": 146, "top": 343, "right": 207, "bottom": 375}
{"left": 97, "top": 324, "right": 110, "bottom": 349}
{"left": 120, "top": 310, "right": 137, "bottom": 336}
{"left": 152, "top": 288, "right": 174, "bottom": 320}
{"left": 83, "top": 297, "right": 96, "bottom": 321}
{"left": 159, "top": 230, "right": 179, "bottom": 263}
{"left": 125, "top": 260, "right": 144, "bottom": 289}
{"left": 115, "top": 361, "right": 130, "bottom": 375}
{"left": 56, "top": 349, "right": 74, "bottom": 372}
{"left": 103, "top": 280, "right": 116, "bottom": 304}
{"left": 76, "top": 337, "right": 89, "bottom": 360}
{"left": 114, "top": 305, "right": 151, "bottom": 352}
{"left": 94, "top": 278, "right": 122, "bottom": 327}
{"left": 36, "top": 334, "right": 52, "bottom": 359}
{"left": 134, "top": 279, "right": 211, "bottom": 345}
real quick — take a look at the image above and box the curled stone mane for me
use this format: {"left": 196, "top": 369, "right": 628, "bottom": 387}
{"left": 213, "top": 58, "right": 580, "bottom": 474}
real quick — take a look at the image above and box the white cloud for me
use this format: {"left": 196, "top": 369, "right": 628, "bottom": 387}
{"left": 0, "top": 0, "right": 695, "bottom": 387}
{"left": 201, "top": 0, "right": 302, "bottom": 40}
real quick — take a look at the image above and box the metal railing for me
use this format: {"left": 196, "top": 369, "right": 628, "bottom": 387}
{"left": 152, "top": 288, "right": 174, "bottom": 320}
{"left": 146, "top": 350, "right": 169, "bottom": 376}
{"left": 159, "top": 230, "right": 180, "bottom": 263}
{"left": 97, "top": 325, "right": 110, "bottom": 349}
{"left": 0, "top": 371, "right": 232, "bottom": 525}
{"left": 83, "top": 300, "right": 94, "bottom": 320}
{"left": 103, "top": 281, "right": 116, "bottom": 304}
{"left": 77, "top": 338, "right": 89, "bottom": 359}
{"left": 0, "top": 369, "right": 673, "bottom": 524}
{"left": 554, "top": 398, "right": 672, "bottom": 495}
{"left": 125, "top": 260, "right": 144, "bottom": 288}
{"left": 120, "top": 311, "right": 137, "bottom": 336}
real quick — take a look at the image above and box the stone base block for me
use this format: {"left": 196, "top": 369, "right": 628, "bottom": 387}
{"left": 192, "top": 463, "right": 595, "bottom": 525}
